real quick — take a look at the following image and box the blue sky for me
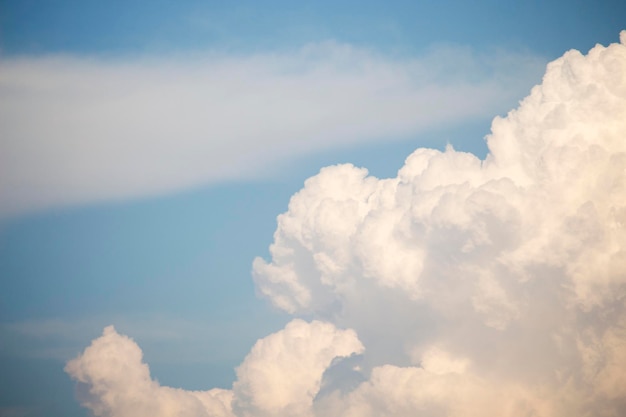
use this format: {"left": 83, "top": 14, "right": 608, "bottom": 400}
{"left": 2, "top": 0, "right": 623, "bottom": 56}
{"left": 1, "top": 1, "right": 625, "bottom": 416}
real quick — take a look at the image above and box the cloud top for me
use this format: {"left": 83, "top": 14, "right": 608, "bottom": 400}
{"left": 67, "top": 32, "right": 626, "bottom": 416}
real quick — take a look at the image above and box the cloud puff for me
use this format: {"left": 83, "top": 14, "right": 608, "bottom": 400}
{"left": 64, "top": 326, "right": 234, "bottom": 417}
{"left": 68, "top": 32, "right": 626, "bottom": 416}
{"left": 232, "top": 319, "right": 363, "bottom": 417}
{"left": 0, "top": 42, "right": 544, "bottom": 217}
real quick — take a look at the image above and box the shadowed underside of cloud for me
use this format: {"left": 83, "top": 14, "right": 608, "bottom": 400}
{"left": 0, "top": 42, "right": 544, "bottom": 217}
{"left": 67, "top": 32, "right": 626, "bottom": 416}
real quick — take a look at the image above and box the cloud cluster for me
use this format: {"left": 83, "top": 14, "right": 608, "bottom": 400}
{"left": 0, "top": 42, "right": 543, "bottom": 217}
{"left": 67, "top": 32, "right": 626, "bottom": 416}
{"left": 66, "top": 321, "right": 361, "bottom": 417}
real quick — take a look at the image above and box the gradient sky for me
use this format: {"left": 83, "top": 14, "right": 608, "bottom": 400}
{"left": 1, "top": 1, "right": 624, "bottom": 416}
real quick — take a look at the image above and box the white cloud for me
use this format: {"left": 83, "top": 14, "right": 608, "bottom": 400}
{"left": 252, "top": 31, "right": 626, "bottom": 416}
{"left": 67, "top": 32, "right": 626, "bottom": 417}
{"left": 0, "top": 42, "right": 544, "bottom": 217}
{"left": 232, "top": 319, "right": 363, "bottom": 417}
{"left": 64, "top": 326, "right": 234, "bottom": 417}
{"left": 65, "top": 320, "right": 362, "bottom": 417}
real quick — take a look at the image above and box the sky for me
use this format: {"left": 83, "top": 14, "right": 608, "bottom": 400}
{"left": 0, "top": 1, "right": 625, "bottom": 417}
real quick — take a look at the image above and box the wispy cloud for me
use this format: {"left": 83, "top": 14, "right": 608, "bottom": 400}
{"left": 0, "top": 42, "right": 545, "bottom": 217}
{"left": 1, "top": 313, "right": 281, "bottom": 363}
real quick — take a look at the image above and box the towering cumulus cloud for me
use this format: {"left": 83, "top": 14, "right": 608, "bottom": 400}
{"left": 68, "top": 33, "right": 626, "bottom": 416}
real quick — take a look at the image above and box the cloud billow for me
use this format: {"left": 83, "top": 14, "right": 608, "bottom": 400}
{"left": 67, "top": 32, "right": 626, "bottom": 416}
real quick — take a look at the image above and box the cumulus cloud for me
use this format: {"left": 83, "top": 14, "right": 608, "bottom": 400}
{"left": 65, "top": 326, "right": 234, "bottom": 417}
{"left": 65, "top": 320, "right": 362, "bottom": 417}
{"left": 232, "top": 319, "right": 363, "bottom": 417}
{"left": 0, "top": 42, "right": 544, "bottom": 217}
{"left": 68, "top": 32, "right": 626, "bottom": 416}
{"left": 252, "top": 31, "right": 626, "bottom": 416}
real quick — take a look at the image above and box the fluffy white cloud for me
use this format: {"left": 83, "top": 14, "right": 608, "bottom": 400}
{"left": 0, "top": 42, "right": 544, "bottom": 217}
{"left": 65, "top": 321, "right": 362, "bottom": 417}
{"left": 68, "top": 32, "right": 626, "bottom": 417}
{"left": 232, "top": 319, "right": 363, "bottom": 417}
{"left": 252, "top": 31, "right": 626, "bottom": 415}
{"left": 64, "top": 326, "right": 234, "bottom": 417}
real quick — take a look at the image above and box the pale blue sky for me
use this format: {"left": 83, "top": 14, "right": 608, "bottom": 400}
{"left": 0, "top": 1, "right": 624, "bottom": 416}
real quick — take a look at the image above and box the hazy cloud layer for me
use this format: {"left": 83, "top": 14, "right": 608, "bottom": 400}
{"left": 67, "top": 33, "right": 626, "bottom": 416}
{"left": 0, "top": 43, "right": 544, "bottom": 217}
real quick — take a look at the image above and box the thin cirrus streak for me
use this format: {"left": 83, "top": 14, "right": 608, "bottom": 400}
{"left": 66, "top": 32, "right": 626, "bottom": 416}
{"left": 0, "top": 42, "right": 544, "bottom": 218}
